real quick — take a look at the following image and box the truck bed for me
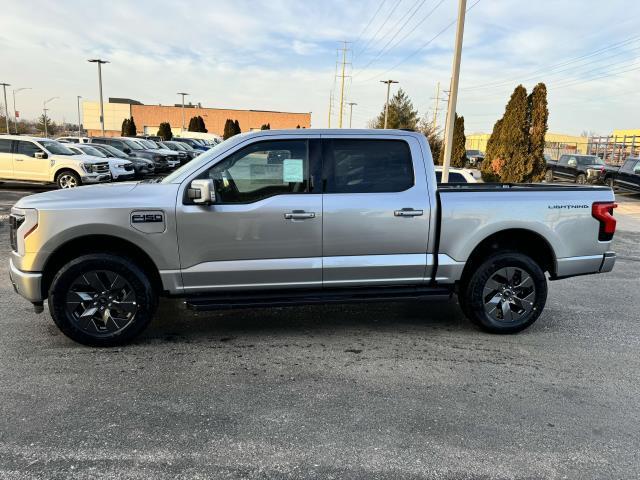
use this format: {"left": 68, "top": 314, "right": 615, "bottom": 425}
{"left": 437, "top": 183, "right": 611, "bottom": 192}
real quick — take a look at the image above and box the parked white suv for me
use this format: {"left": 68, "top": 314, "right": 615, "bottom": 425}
{"left": 67, "top": 144, "right": 135, "bottom": 181}
{"left": 0, "top": 135, "right": 111, "bottom": 188}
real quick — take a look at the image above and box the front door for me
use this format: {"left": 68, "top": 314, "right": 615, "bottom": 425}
{"left": 321, "top": 136, "right": 431, "bottom": 286}
{"left": 13, "top": 140, "right": 49, "bottom": 182}
{"left": 177, "top": 137, "right": 322, "bottom": 293}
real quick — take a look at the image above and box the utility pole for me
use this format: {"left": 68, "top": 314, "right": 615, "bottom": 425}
{"left": 337, "top": 41, "right": 351, "bottom": 128}
{"left": 42, "top": 96, "right": 59, "bottom": 138}
{"left": 380, "top": 80, "right": 398, "bottom": 129}
{"left": 177, "top": 92, "right": 189, "bottom": 132}
{"left": 77, "top": 95, "right": 82, "bottom": 137}
{"left": 0, "top": 83, "right": 10, "bottom": 134}
{"left": 88, "top": 59, "right": 109, "bottom": 136}
{"left": 12, "top": 87, "right": 31, "bottom": 134}
{"left": 431, "top": 82, "right": 441, "bottom": 130}
{"left": 441, "top": 0, "right": 467, "bottom": 183}
{"left": 347, "top": 102, "right": 357, "bottom": 128}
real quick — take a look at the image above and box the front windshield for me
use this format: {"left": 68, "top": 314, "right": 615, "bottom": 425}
{"left": 40, "top": 140, "right": 75, "bottom": 155}
{"left": 161, "top": 140, "right": 229, "bottom": 184}
{"left": 140, "top": 139, "right": 159, "bottom": 149}
{"left": 100, "top": 145, "right": 128, "bottom": 158}
{"left": 78, "top": 146, "right": 107, "bottom": 157}
{"left": 177, "top": 142, "right": 194, "bottom": 151}
{"left": 123, "top": 139, "right": 144, "bottom": 150}
{"left": 161, "top": 142, "right": 177, "bottom": 151}
{"left": 580, "top": 156, "right": 604, "bottom": 165}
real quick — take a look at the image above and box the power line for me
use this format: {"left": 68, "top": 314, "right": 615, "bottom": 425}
{"left": 353, "top": 0, "right": 388, "bottom": 46}
{"left": 461, "top": 33, "right": 640, "bottom": 91}
{"left": 354, "top": 0, "right": 404, "bottom": 60}
{"left": 354, "top": 0, "right": 431, "bottom": 75}
{"left": 550, "top": 63, "right": 640, "bottom": 90}
{"left": 354, "top": 0, "right": 481, "bottom": 83}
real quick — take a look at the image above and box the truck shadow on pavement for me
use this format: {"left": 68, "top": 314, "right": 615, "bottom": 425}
{"left": 137, "top": 297, "right": 475, "bottom": 344}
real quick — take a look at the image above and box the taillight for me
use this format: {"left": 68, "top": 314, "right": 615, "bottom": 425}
{"left": 592, "top": 202, "right": 617, "bottom": 241}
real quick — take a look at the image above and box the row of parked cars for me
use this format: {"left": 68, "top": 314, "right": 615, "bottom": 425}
{"left": 0, "top": 135, "right": 220, "bottom": 188}
{"left": 545, "top": 154, "right": 640, "bottom": 193}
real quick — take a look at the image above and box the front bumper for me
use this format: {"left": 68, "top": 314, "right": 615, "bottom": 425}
{"left": 82, "top": 174, "right": 111, "bottom": 184}
{"left": 9, "top": 259, "right": 43, "bottom": 303}
{"left": 113, "top": 172, "right": 136, "bottom": 181}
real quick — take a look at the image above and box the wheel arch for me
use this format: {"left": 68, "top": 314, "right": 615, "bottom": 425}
{"left": 41, "top": 234, "right": 163, "bottom": 299}
{"left": 458, "top": 228, "right": 557, "bottom": 288}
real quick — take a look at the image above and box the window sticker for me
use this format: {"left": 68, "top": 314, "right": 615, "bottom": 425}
{"left": 283, "top": 159, "right": 304, "bottom": 182}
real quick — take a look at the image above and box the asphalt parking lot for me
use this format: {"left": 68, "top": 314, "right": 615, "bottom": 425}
{"left": 1, "top": 184, "right": 639, "bottom": 479}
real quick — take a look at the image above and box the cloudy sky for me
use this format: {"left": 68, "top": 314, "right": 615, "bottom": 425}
{"left": 1, "top": 0, "right": 638, "bottom": 135}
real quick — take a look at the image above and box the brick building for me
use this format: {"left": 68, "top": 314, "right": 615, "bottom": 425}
{"left": 83, "top": 99, "right": 311, "bottom": 137}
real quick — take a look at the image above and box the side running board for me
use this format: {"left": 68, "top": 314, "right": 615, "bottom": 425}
{"left": 184, "top": 285, "right": 453, "bottom": 312}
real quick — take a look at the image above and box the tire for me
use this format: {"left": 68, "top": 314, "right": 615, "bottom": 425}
{"left": 48, "top": 253, "right": 157, "bottom": 347}
{"left": 544, "top": 169, "right": 554, "bottom": 182}
{"left": 56, "top": 170, "right": 81, "bottom": 189}
{"left": 605, "top": 177, "right": 614, "bottom": 188}
{"left": 460, "top": 252, "right": 547, "bottom": 334}
{"left": 575, "top": 173, "right": 586, "bottom": 185}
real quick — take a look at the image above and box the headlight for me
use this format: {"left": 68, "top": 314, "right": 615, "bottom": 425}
{"left": 81, "top": 162, "right": 92, "bottom": 173}
{"left": 10, "top": 207, "right": 38, "bottom": 256}
{"left": 153, "top": 155, "right": 162, "bottom": 161}
{"left": 116, "top": 163, "right": 128, "bottom": 168}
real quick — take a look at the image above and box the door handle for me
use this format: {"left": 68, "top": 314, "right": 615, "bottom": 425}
{"left": 394, "top": 208, "right": 423, "bottom": 217}
{"left": 284, "top": 210, "right": 316, "bottom": 220}
{"left": 14, "top": 158, "right": 24, "bottom": 162}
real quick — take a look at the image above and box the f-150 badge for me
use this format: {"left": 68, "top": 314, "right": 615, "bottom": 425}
{"left": 130, "top": 210, "right": 165, "bottom": 233}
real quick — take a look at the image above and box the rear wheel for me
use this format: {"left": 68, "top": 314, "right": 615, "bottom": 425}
{"left": 605, "top": 176, "right": 614, "bottom": 188}
{"left": 575, "top": 173, "right": 587, "bottom": 185}
{"left": 544, "top": 169, "right": 554, "bottom": 182}
{"left": 56, "top": 170, "right": 81, "bottom": 189}
{"left": 48, "top": 254, "right": 157, "bottom": 346}
{"left": 461, "top": 252, "right": 547, "bottom": 334}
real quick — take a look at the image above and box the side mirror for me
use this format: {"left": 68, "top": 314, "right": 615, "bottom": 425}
{"left": 188, "top": 179, "right": 215, "bottom": 205}
{"left": 34, "top": 151, "right": 48, "bottom": 159}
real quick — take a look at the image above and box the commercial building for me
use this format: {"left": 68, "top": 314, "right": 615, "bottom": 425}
{"left": 466, "top": 132, "right": 589, "bottom": 156}
{"left": 82, "top": 99, "right": 311, "bottom": 137}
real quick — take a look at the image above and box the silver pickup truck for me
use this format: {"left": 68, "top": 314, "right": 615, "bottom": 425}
{"left": 9, "top": 129, "right": 617, "bottom": 346}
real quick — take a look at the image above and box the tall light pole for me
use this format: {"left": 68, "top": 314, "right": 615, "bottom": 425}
{"left": 347, "top": 102, "right": 357, "bottom": 128}
{"left": 12, "top": 87, "right": 31, "bottom": 134}
{"left": 88, "top": 59, "right": 109, "bottom": 136}
{"left": 177, "top": 92, "right": 189, "bottom": 132}
{"left": 441, "top": 0, "right": 467, "bottom": 183}
{"left": 43, "top": 96, "right": 59, "bottom": 138}
{"left": 77, "top": 95, "right": 83, "bottom": 137}
{"left": 0, "top": 83, "right": 10, "bottom": 134}
{"left": 380, "top": 80, "right": 398, "bottom": 129}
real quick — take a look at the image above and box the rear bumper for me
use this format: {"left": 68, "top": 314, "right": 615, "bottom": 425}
{"left": 9, "top": 259, "right": 43, "bottom": 303}
{"left": 554, "top": 251, "right": 616, "bottom": 279}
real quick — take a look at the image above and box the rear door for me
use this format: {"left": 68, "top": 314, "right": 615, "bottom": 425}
{"left": 321, "top": 135, "right": 431, "bottom": 286}
{"left": 13, "top": 140, "right": 49, "bottom": 181}
{"left": 0, "top": 138, "right": 13, "bottom": 179}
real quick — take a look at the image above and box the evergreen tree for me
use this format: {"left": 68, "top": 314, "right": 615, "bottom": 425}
{"left": 438, "top": 114, "right": 467, "bottom": 168}
{"left": 233, "top": 120, "right": 241, "bottom": 135}
{"left": 481, "top": 119, "right": 503, "bottom": 182}
{"left": 197, "top": 116, "right": 208, "bottom": 133}
{"left": 187, "top": 116, "right": 196, "bottom": 132}
{"left": 128, "top": 117, "right": 137, "bottom": 136}
{"left": 483, "top": 85, "right": 530, "bottom": 183}
{"left": 157, "top": 122, "right": 173, "bottom": 140}
{"left": 261, "top": 123, "right": 271, "bottom": 130}
{"left": 223, "top": 119, "right": 235, "bottom": 140}
{"left": 36, "top": 114, "right": 57, "bottom": 136}
{"left": 527, "top": 82, "right": 549, "bottom": 182}
{"left": 370, "top": 88, "right": 419, "bottom": 130}
{"left": 296, "top": 125, "right": 301, "bottom": 129}
{"left": 121, "top": 118, "right": 130, "bottom": 136}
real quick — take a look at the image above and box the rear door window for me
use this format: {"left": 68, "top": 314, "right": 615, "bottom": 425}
{"left": 323, "top": 139, "right": 414, "bottom": 193}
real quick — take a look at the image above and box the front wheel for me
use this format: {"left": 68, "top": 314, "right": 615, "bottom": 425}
{"left": 605, "top": 177, "right": 614, "bottom": 188}
{"left": 48, "top": 254, "right": 157, "bottom": 346}
{"left": 461, "top": 252, "right": 547, "bottom": 334}
{"left": 56, "top": 170, "right": 81, "bottom": 189}
{"left": 544, "top": 169, "right": 554, "bottom": 182}
{"left": 575, "top": 173, "right": 587, "bottom": 185}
